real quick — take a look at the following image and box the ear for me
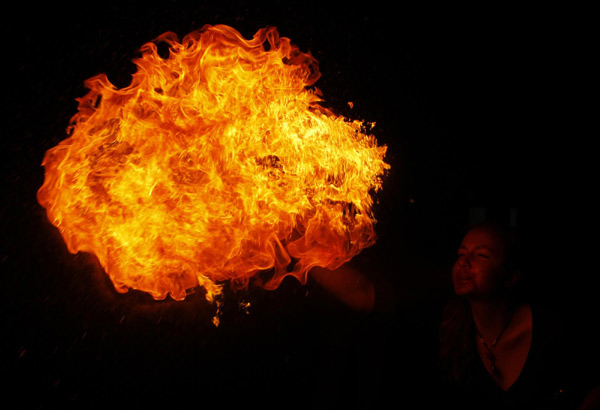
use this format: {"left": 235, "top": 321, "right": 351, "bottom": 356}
{"left": 504, "top": 268, "right": 522, "bottom": 289}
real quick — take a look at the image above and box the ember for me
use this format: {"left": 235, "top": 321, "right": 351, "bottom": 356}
{"left": 37, "top": 24, "right": 389, "bottom": 317}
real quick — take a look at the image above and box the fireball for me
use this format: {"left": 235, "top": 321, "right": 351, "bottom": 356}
{"left": 37, "top": 24, "right": 389, "bottom": 313}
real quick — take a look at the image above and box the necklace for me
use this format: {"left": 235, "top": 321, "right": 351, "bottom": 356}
{"left": 475, "top": 308, "right": 515, "bottom": 378}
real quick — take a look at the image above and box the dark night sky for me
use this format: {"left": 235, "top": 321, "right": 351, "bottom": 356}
{"left": 1, "top": 1, "right": 596, "bottom": 408}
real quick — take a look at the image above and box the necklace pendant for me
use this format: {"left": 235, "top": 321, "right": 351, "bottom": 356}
{"left": 486, "top": 351, "right": 499, "bottom": 377}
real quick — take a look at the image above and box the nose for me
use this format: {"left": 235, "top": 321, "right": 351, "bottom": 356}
{"left": 457, "top": 253, "right": 471, "bottom": 268}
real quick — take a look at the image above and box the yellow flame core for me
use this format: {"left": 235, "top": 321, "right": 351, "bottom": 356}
{"left": 37, "top": 24, "right": 389, "bottom": 305}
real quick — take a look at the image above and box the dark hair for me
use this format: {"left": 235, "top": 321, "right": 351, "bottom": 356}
{"left": 439, "top": 297, "right": 477, "bottom": 386}
{"left": 439, "top": 221, "right": 526, "bottom": 386}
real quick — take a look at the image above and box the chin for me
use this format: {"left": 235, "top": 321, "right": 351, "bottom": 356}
{"left": 453, "top": 282, "right": 475, "bottom": 297}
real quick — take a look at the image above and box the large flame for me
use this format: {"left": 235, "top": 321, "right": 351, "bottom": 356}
{"left": 37, "top": 24, "right": 389, "bottom": 313}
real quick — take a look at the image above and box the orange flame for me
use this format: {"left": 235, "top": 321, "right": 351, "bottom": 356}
{"left": 37, "top": 24, "right": 389, "bottom": 313}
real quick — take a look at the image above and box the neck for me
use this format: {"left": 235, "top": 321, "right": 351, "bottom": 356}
{"left": 469, "top": 297, "right": 515, "bottom": 343}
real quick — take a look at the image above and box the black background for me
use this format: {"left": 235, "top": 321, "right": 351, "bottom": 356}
{"left": 2, "top": 1, "right": 596, "bottom": 408}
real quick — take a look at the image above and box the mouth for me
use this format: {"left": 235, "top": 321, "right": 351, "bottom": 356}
{"left": 452, "top": 272, "right": 475, "bottom": 294}
{"left": 453, "top": 271, "right": 474, "bottom": 284}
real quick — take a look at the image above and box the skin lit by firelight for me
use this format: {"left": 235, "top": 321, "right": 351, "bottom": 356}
{"left": 452, "top": 227, "right": 518, "bottom": 300}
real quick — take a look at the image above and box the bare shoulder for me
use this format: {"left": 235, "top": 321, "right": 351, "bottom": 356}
{"left": 508, "top": 303, "right": 533, "bottom": 344}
